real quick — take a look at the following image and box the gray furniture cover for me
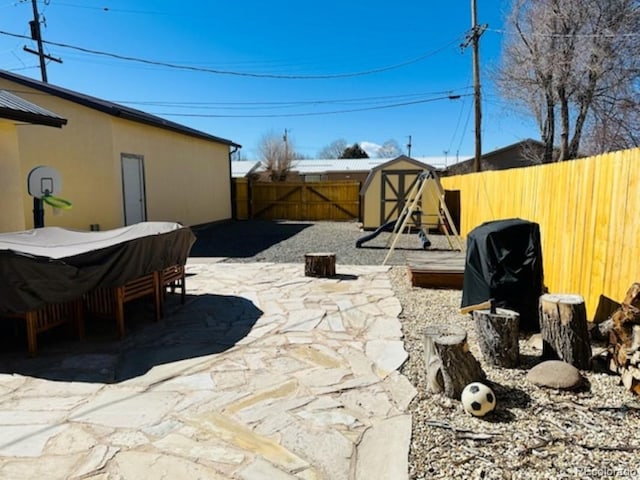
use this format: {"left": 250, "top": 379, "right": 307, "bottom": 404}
{"left": 0, "top": 222, "right": 195, "bottom": 314}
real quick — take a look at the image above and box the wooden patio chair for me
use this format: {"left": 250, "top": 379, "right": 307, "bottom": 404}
{"left": 2, "top": 299, "right": 84, "bottom": 357}
{"left": 84, "top": 271, "right": 161, "bottom": 339}
{"left": 159, "top": 264, "right": 186, "bottom": 316}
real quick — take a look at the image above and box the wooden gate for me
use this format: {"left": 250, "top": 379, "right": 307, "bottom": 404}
{"left": 380, "top": 170, "right": 424, "bottom": 226}
{"left": 234, "top": 180, "right": 360, "bottom": 221}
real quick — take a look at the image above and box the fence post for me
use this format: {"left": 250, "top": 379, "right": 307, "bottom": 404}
{"left": 248, "top": 179, "right": 253, "bottom": 219}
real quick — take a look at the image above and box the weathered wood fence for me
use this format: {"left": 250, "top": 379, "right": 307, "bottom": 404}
{"left": 441, "top": 148, "right": 640, "bottom": 317}
{"left": 233, "top": 179, "right": 360, "bottom": 221}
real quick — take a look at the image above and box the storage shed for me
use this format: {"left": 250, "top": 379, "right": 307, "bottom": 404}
{"left": 360, "top": 156, "right": 441, "bottom": 230}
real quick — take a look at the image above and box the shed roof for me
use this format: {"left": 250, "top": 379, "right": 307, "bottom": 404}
{"left": 0, "top": 89, "right": 67, "bottom": 127}
{"left": 370, "top": 155, "right": 438, "bottom": 172}
{"left": 361, "top": 155, "right": 439, "bottom": 193}
{"left": 0, "top": 69, "right": 240, "bottom": 147}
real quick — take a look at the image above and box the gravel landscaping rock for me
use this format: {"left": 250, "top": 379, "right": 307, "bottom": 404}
{"left": 191, "top": 219, "right": 452, "bottom": 265}
{"left": 194, "top": 220, "right": 640, "bottom": 480}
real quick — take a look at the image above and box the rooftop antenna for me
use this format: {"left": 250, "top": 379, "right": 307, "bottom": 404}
{"left": 407, "top": 135, "right": 412, "bottom": 158}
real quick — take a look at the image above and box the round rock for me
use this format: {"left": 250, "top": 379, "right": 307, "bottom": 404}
{"left": 526, "top": 360, "right": 584, "bottom": 390}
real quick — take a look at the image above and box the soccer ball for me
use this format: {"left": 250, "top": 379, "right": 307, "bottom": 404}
{"left": 461, "top": 382, "right": 496, "bottom": 417}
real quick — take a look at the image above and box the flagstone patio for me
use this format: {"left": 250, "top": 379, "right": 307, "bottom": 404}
{"left": 0, "top": 261, "right": 416, "bottom": 479}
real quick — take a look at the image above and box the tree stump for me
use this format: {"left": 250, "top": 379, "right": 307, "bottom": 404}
{"left": 608, "top": 289, "right": 640, "bottom": 396}
{"left": 304, "top": 252, "right": 336, "bottom": 277}
{"left": 539, "top": 293, "right": 591, "bottom": 370}
{"left": 473, "top": 308, "right": 520, "bottom": 368}
{"left": 423, "top": 324, "right": 486, "bottom": 399}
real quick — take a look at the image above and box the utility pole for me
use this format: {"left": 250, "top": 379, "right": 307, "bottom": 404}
{"left": 283, "top": 128, "right": 289, "bottom": 160}
{"left": 23, "top": 0, "right": 62, "bottom": 83}
{"left": 407, "top": 135, "right": 412, "bottom": 158}
{"left": 461, "top": 0, "right": 486, "bottom": 172}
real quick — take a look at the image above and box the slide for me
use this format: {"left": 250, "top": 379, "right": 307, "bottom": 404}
{"left": 356, "top": 219, "right": 398, "bottom": 248}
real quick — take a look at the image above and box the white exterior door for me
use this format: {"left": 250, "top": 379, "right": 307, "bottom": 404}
{"left": 121, "top": 154, "right": 146, "bottom": 225}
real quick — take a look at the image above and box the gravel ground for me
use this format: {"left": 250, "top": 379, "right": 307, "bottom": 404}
{"left": 190, "top": 219, "right": 454, "bottom": 265}
{"left": 194, "top": 220, "right": 640, "bottom": 480}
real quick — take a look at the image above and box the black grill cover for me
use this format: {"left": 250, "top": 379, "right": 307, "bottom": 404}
{"left": 461, "top": 218, "right": 543, "bottom": 331}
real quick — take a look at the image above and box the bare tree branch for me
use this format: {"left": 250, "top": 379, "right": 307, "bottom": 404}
{"left": 258, "top": 132, "right": 297, "bottom": 182}
{"left": 498, "top": 0, "right": 640, "bottom": 160}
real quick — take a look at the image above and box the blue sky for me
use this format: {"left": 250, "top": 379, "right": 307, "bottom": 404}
{"left": 0, "top": 0, "right": 538, "bottom": 162}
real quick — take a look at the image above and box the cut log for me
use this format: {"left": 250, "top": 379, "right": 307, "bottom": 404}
{"left": 590, "top": 318, "right": 614, "bottom": 342}
{"left": 606, "top": 283, "right": 640, "bottom": 396}
{"left": 609, "top": 306, "right": 640, "bottom": 361}
{"left": 610, "top": 310, "right": 640, "bottom": 368}
{"left": 623, "top": 283, "right": 640, "bottom": 309}
{"left": 630, "top": 349, "right": 640, "bottom": 366}
{"left": 621, "top": 367, "right": 640, "bottom": 395}
{"left": 473, "top": 308, "right": 520, "bottom": 368}
{"left": 539, "top": 293, "right": 591, "bottom": 370}
{"left": 304, "top": 252, "right": 336, "bottom": 278}
{"left": 423, "top": 324, "right": 486, "bottom": 399}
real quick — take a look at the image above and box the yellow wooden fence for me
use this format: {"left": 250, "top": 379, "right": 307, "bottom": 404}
{"left": 233, "top": 179, "right": 360, "bottom": 221}
{"left": 441, "top": 148, "right": 640, "bottom": 318}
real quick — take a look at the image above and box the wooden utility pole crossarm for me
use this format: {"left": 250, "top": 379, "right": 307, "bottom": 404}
{"left": 23, "top": 0, "right": 62, "bottom": 83}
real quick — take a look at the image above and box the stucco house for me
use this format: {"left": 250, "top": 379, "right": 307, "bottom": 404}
{"left": 0, "top": 69, "right": 240, "bottom": 233}
{"left": 0, "top": 89, "right": 68, "bottom": 233}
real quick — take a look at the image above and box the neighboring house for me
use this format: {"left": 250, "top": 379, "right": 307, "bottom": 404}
{"left": 444, "top": 139, "right": 546, "bottom": 176}
{"left": 0, "top": 90, "right": 67, "bottom": 232}
{"left": 231, "top": 160, "right": 261, "bottom": 179}
{"left": 288, "top": 159, "right": 388, "bottom": 182}
{"left": 0, "top": 69, "right": 240, "bottom": 233}
{"left": 232, "top": 157, "right": 448, "bottom": 183}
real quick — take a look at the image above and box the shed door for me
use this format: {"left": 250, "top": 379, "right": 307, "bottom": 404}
{"left": 380, "top": 169, "right": 423, "bottom": 226}
{"left": 121, "top": 154, "right": 147, "bottom": 225}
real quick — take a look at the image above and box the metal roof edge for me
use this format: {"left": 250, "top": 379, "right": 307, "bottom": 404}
{"left": 0, "top": 89, "right": 67, "bottom": 128}
{"left": 0, "top": 70, "right": 240, "bottom": 147}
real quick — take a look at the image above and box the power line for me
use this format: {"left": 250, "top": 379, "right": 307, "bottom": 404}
{"left": 49, "top": 2, "right": 177, "bottom": 15}
{"left": 115, "top": 88, "right": 473, "bottom": 108}
{"left": 0, "top": 29, "right": 462, "bottom": 79}
{"left": 150, "top": 93, "right": 472, "bottom": 118}
{"left": 3, "top": 84, "right": 472, "bottom": 116}
{"left": 447, "top": 91, "right": 470, "bottom": 153}
{"left": 456, "top": 97, "right": 474, "bottom": 156}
